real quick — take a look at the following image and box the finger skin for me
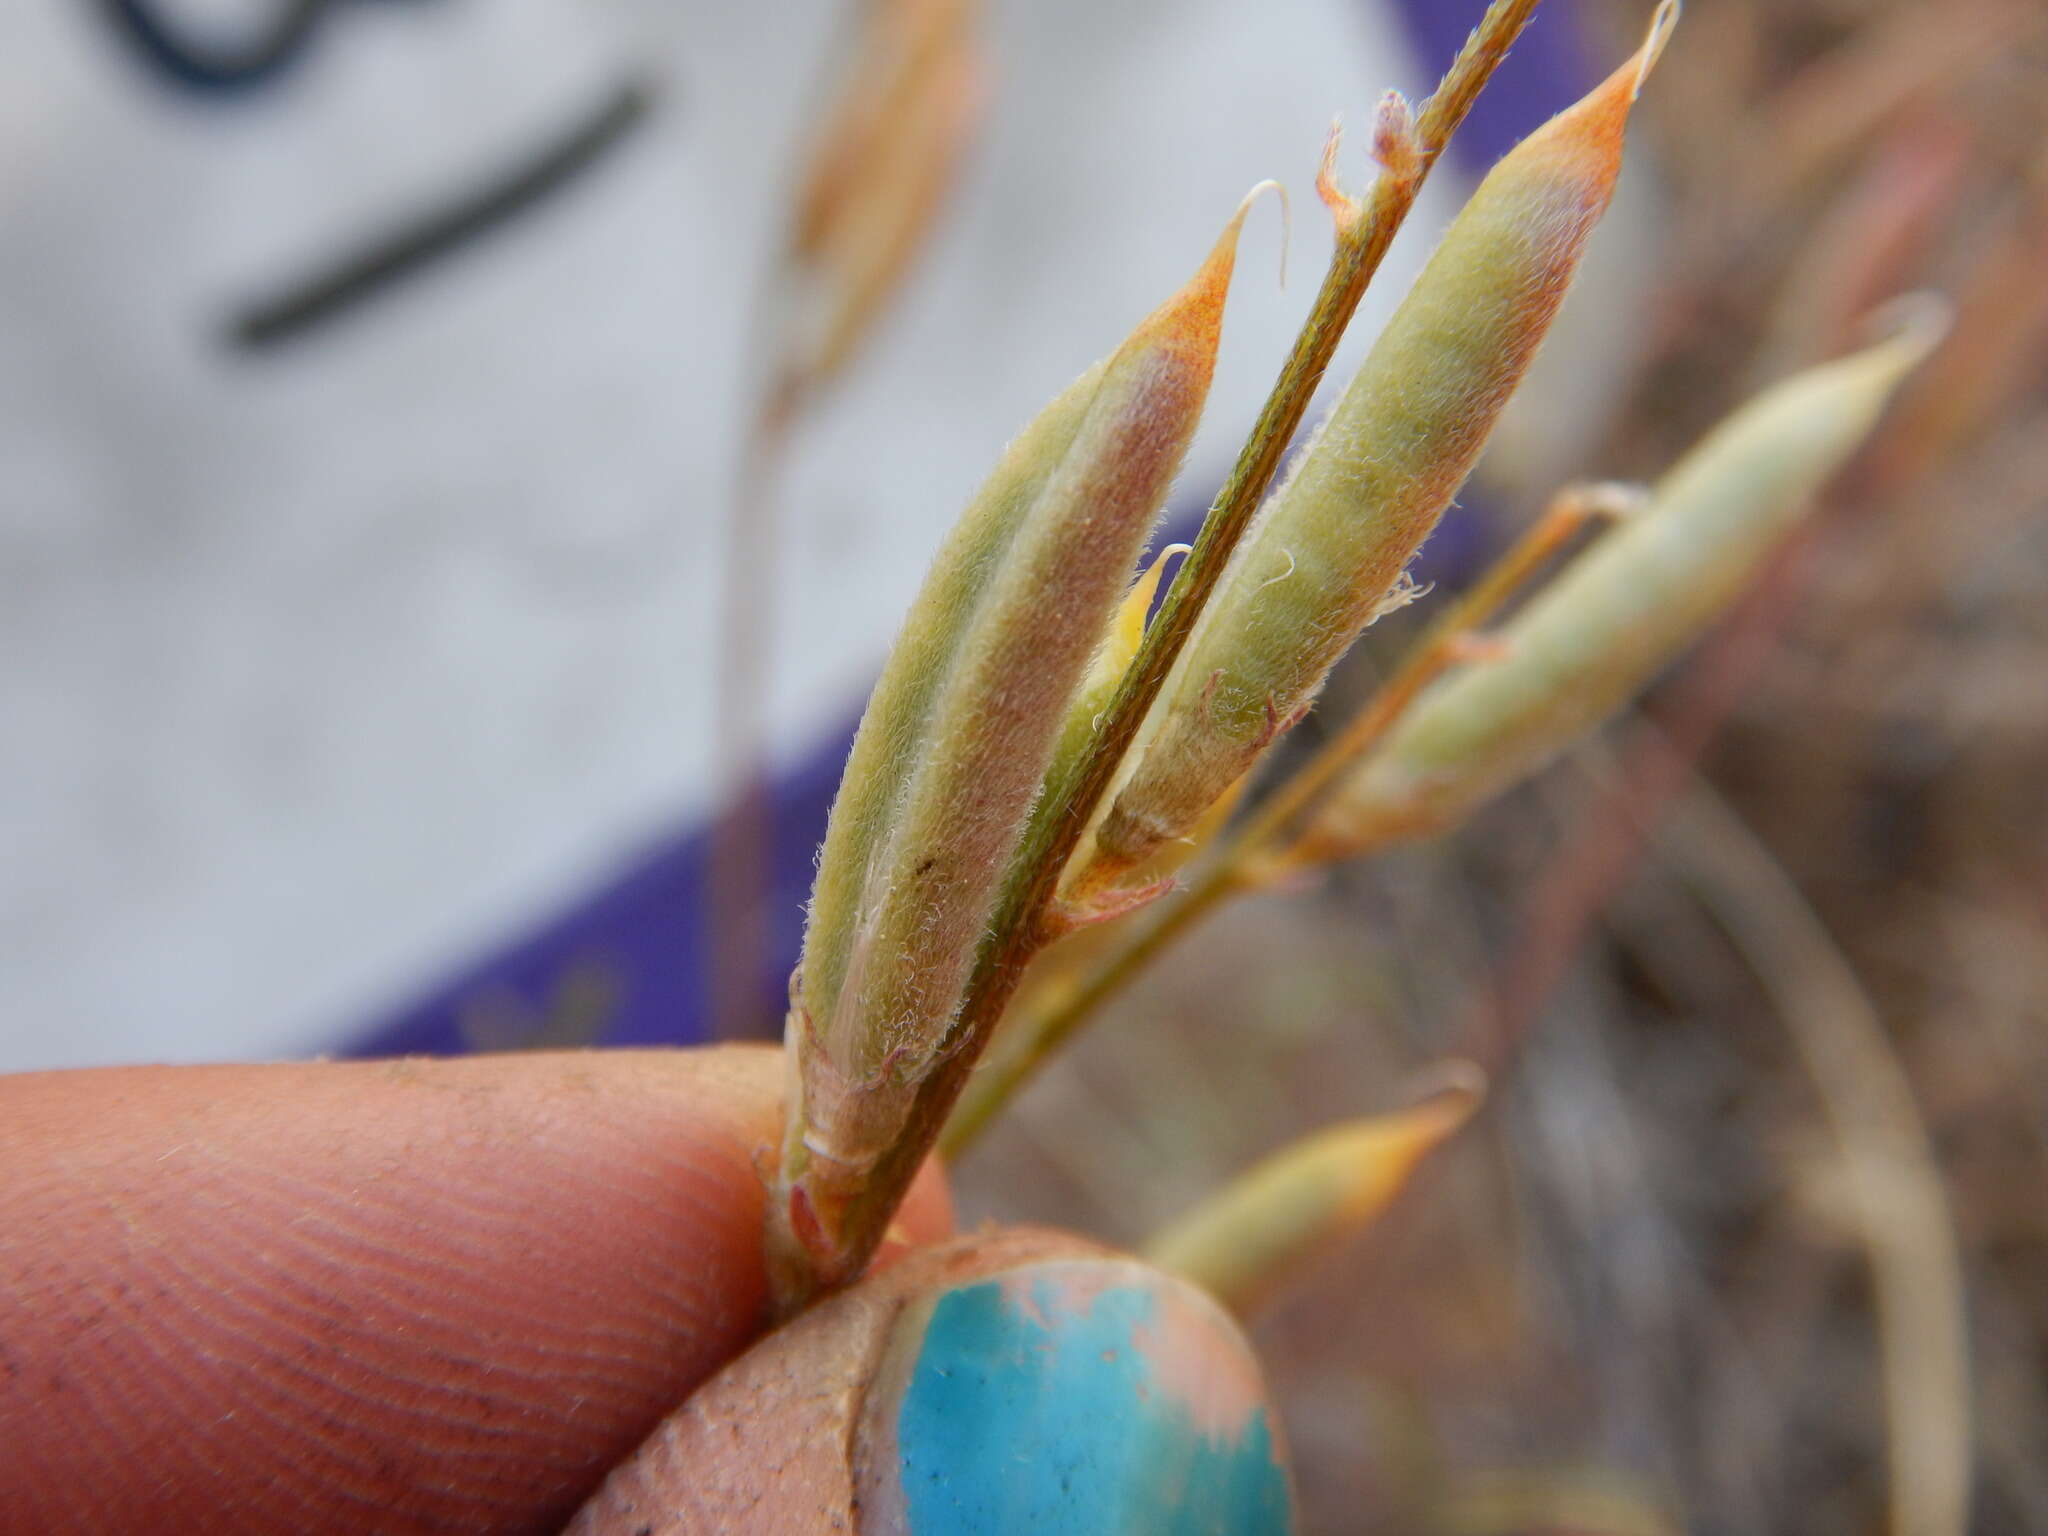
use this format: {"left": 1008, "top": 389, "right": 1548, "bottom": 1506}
{"left": 0, "top": 1045, "right": 951, "bottom": 1536}
{"left": 569, "top": 1229, "right": 1295, "bottom": 1534}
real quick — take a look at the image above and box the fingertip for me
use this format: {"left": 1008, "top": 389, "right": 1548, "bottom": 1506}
{"left": 0, "top": 1045, "right": 949, "bottom": 1535}
{"left": 570, "top": 1231, "right": 1295, "bottom": 1534}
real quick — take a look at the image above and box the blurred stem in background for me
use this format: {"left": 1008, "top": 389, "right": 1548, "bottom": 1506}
{"left": 1624, "top": 738, "right": 1969, "bottom": 1536}
{"left": 711, "top": 0, "right": 984, "bottom": 1039}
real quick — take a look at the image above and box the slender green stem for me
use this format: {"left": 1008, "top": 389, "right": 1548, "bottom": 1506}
{"left": 1271, "top": 486, "right": 1612, "bottom": 866}
{"left": 813, "top": 0, "right": 1544, "bottom": 1282}
{"left": 941, "top": 860, "right": 1246, "bottom": 1156}
{"left": 944, "top": 487, "right": 1599, "bottom": 1155}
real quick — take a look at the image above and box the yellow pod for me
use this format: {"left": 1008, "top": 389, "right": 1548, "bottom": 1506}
{"left": 1146, "top": 1072, "right": 1483, "bottom": 1317}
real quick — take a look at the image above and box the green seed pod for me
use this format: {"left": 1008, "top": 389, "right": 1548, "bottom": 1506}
{"left": 1087, "top": 22, "right": 1666, "bottom": 882}
{"left": 799, "top": 354, "right": 1108, "bottom": 1043}
{"left": 1304, "top": 305, "right": 1945, "bottom": 856}
{"left": 773, "top": 201, "right": 1252, "bottom": 1300}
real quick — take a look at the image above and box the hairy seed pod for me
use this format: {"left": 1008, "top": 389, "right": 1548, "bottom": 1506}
{"left": 1086, "top": 16, "right": 1670, "bottom": 883}
{"left": 1303, "top": 305, "right": 1945, "bottom": 857}
{"left": 799, "top": 356, "right": 1108, "bottom": 1045}
{"left": 773, "top": 201, "right": 1254, "bottom": 1302}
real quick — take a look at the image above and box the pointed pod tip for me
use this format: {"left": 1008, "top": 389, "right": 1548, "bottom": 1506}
{"left": 1324, "top": 1074, "right": 1483, "bottom": 1224}
{"left": 1537, "top": 0, "right": 1680, "bottom": 162}
{"left": 1200, "top": 177, "right": 1286, "bottom": 297}
{"left": 1633, "top": 0, "right": 1682, "bottom": 101}
{"left": 1144, "top": 1068, "right": 1485, "bottom": 1313}
{"left": 1131, "top": 185, "right": 1272, "bottom": 362}
{"left": 1860, "top": 290, "right": 1952, "bottom": 371}
{"left": 1765, "top": 292, "right": 1949, "bottom": 426}
{"left": 1399, "top": 1059, "right": 1489, "bottom": 1134}
{"left": 1236, "top": 178, "right": 1290, "bottom": 290}
{"left": 1189, "top": 187, "right": 1254, "bottom": 298}
{"left": 1780, "top": 292, "right": 1948, "bottom": 424}
{"left": 1594, "top": 0, "right": 1681, "bottom": 111}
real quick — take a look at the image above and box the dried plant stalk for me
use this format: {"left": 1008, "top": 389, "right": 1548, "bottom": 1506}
{"left": 778, "top": 0, "right": 983, "bottom": 392}
{"left": 1081, "top": 7, "right": 1673, "bottom": 890}
{"left": 1300, "top": 303, "right": 1945, "bottom": 860}
{"left": 1652, "top": 768, "right": 1970, "bottom": 1536}
{"left": 769, "top": 206, "right": 1252, "bottom": 1308}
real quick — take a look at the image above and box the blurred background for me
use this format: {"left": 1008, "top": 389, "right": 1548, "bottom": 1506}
{"left": 4, "top": 0, "right": 2044, "bottom": 1531}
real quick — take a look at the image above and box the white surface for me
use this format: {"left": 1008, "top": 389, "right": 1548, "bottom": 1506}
{"left": 0, "top": 0, "right": 1469, "bottom": 1069}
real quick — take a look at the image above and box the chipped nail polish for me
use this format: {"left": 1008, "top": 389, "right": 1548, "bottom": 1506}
{"left": 856, "top": 1257, "right": 1294, "bottom": 1534}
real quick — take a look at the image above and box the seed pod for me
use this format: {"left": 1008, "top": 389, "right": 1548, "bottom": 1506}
{"left": 773, "top": 201, "right": 1253, "bottom": 1302}
{"left": 1303, "top": 305, "right": 1945, "bottom": 857}
{"left": 799, "top": 356, "right": 1108, "bottom": 1047}
{"left": 1145, "top": 1071, "right": 1483, "bottom": 1317}
{"left": 1086, "top": 10, "right": 1672, "bottom": 884}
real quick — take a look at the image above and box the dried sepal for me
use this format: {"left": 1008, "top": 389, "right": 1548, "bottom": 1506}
{"left": 1145, "top": 1068, "right": 1485, "bottom": 1317}
{"left": 1370, "top": 90, "right": 1421, "bottom": 182}
{"left": 1314, "top": 117, "right": 1364, "bottom": 229}
{"left": 1303, "top": 300, "right": 1947, "bottom": 858}
{"left": 1036, "top": 870, "right": 1178, "bottom": 946}
{"left": 771, "top": 200, "right": 1255, "bottom": 1308}
{"left": 1079, "top": 11, "right": 1671, "bottom": 889}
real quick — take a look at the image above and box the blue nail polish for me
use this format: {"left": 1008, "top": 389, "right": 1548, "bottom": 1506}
{"left": 858, "top": 1259, "right": 1294, "bottom": 1534}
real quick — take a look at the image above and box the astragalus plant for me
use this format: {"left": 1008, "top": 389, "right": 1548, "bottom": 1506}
{"left": 762, "top": 0, "right": 1940, "bottom": 1326}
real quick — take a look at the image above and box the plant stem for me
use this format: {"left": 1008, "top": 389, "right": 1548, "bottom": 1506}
{"left": 1647, "top": 753, "right": 1969, "bottom": 1536}
{"left": 1274, "top": 485, "right": 1620, "bottom": 867}
{"left": 943, "top": 487, "right": 1600, "bottom": 1155}
{"left": 806, "top": 0, "right": 1544, "bottom": 1290}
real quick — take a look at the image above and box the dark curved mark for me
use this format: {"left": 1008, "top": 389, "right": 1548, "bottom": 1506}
{"left": 99, "top": 0, "right": 422, "bottom": 95}
{"left": 229, "top": 77, "right": 656, "bottom": 350}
